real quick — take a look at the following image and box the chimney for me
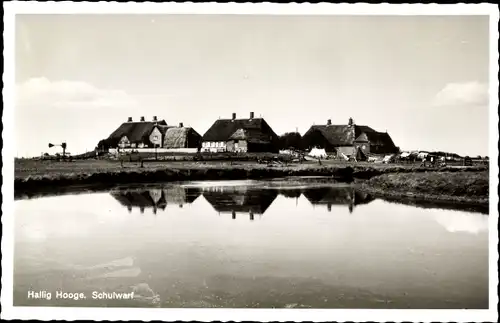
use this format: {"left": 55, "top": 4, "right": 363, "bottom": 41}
{"left": 250, "top": 112, "right": 254, "bottom": 119}
{"left": 127, "top": 117, "right": 133, "bottom": 122}
{"left": 327, "top": 119, "right": 332, "bottom": 126}
{"left": 348, "top": 117, "right": 354, "bottom": 126}
{"left": 153, "top": 116, "right": 158, "bottom": 122}
{"left": 232, "top": 113, "right": 236, "bottom": 120}
{"left": 140, "top": 116, "right": 145, "bottom": 122}
{"left": 179, "top": 122, "right": 184, "bottom": 128}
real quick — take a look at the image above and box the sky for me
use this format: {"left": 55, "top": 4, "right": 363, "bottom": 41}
{"left": 15, "top": 14, "right": 491, "bottom": 157}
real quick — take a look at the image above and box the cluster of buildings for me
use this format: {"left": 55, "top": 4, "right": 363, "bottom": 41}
{"left": 97, "top": 112, "right": 399, "bottom": 158}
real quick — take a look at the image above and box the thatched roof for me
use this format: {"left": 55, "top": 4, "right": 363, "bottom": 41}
{"left": 229, "top": 128, "right": 274, "bottom": 144}
{"left": 355, "top": 131, "right": 396, "bottom": 148}
{"left": 202, "top": 118, "right": 278, "bottom": 143}
{"left": 163, "top": 127, "right": 202, "bottom": 149}
{"left": 305, "top": 124, "right": 376, "bottom": 146}
{"left": 105, "top": 120, "right": 167, "bottom": 146}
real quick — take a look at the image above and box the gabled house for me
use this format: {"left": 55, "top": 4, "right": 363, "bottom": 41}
{"left": 302, "top": 117, "right": 398, "bottom": 157}
{"left": 98, "top": 117, "right": 202, "bottom": 152}
{"left": 201, "top": 112, "right": 279, "bottom": 153}
{"left": 98, "top": 116, "right": 167, "bottom": 150}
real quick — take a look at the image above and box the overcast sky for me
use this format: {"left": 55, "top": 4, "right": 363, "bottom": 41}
{"left": 15, "top": 14, "right": 490, "bottom": 157}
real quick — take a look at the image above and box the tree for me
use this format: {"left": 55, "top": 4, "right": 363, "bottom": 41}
{"left": 279, "top": 132, "right": 302, "bottom": 150}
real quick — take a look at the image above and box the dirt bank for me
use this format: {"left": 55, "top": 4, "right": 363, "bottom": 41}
{"left": 359, "top": 171, "right": 489, "bottom": 210}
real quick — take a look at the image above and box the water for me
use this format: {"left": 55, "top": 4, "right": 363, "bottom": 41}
{"left": 14, "top": 179, "right": 489, "bottom": 309}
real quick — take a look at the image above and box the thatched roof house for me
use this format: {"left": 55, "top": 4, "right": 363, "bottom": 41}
{"left": 302, "top": 117, "right": 398, "bottom": 155}
{"left": 202, "top": 186, "right": 278, "bottom": 216}
{"left": 98, "top": 116, "right": 167, "bottom": 150}
{"left": 202, "top": 112, "right": 279, "bottom": 153}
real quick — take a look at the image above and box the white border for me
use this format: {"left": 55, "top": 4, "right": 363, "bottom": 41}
{"left": 2, "top": 2, "right": 499, "bottom": 322}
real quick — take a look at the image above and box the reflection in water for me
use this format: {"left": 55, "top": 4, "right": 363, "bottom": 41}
{"left": 110, "top": 187, "right": 202, "bottom": 214}
{"left": 201, "top": 186, "right": 278, "bottom": 220}
{"left": 110, "top": 185, "right": 376, "bottom": 219}
{"left": 302, "top": 187, "right": 375, "bottom": 213}
{"left": 14, "top": 181, "right": 489, "bottom": 309}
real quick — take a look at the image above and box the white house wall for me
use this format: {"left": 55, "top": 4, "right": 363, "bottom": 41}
{"left": 201, "top": 141, "right": 227, "bottom": 152}
{"left": 149, "top": 127, "right": 163, "bottom": 147}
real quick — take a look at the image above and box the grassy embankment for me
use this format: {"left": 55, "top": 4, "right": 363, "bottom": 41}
{"left": 14, "top": 158, "right": 490, "bottom": 207}
{"left": 360, "top": 170, "right": 489, "bottom": 207}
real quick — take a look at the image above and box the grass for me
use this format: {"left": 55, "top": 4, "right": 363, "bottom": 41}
{"left": 361, "top": 171, "right": 489, "bottom": 206}
{"left": 14, "top": 158, "right": 488, "bottom": 178}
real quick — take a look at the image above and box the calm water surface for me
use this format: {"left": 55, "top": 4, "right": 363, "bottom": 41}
{"left": 14, "top": 179, "right": 489, "bottom": 308}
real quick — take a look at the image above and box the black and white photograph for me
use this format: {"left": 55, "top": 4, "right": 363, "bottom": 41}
{"left": 1, "top": 2, "right": 498, "bottom": 322}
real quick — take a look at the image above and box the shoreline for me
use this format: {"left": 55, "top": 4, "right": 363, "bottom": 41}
{"left": 14, "top": 161, "right": 489, "bottom": 210}
{"left": 357, "top": 186, "right": 489, "bottom": 214}
{"left": 14, "top": 165, "right": 354, "bottom": 198}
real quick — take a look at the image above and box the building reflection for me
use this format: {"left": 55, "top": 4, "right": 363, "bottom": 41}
{"left": 110, "top": 186, "right": 202, "bottom": 214}
{"left": 201, "top": 186, "right": 278, "bottom": 220}
{"left": 111, "top": 184, "right": 375, "bottom": 217}
{"left": 302, "top": 187, "right": 374, "bottom": 213}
